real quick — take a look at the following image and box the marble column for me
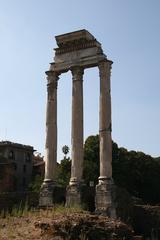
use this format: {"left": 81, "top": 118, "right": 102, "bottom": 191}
{"left": 39, "top": 70, "right": 59, "bottom": 206}
{"left": 95, "top": 60, "right": 116, "bottom": 217}
{"left": 66, "top": 66, "right": 84, "bottom": 206}
{"left": 99, "top": 60, "right": 112, "bottom": 183}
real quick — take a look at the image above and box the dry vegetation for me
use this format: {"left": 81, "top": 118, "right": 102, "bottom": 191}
{"left": 0, "top": 206, "right": 80, "bottom": 240}
{"left": 0, "top": 206, "right": 134, "bottom": 240}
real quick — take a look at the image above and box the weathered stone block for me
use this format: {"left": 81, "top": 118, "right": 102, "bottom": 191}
{"left": 39, "top": 181, "right": 55, "bottom": 207}
{"left": 95, "top": 179, "right": 116, "bottom": 218}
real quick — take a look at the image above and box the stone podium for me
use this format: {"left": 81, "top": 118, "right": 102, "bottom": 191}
{"left": 40, "top": 29, "right": 116, "bottom": 217}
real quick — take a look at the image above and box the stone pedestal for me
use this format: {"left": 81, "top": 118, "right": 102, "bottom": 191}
{"left": 66, "top": 181, "right": 81, "bottom": 207}
{"left": 39, "top": 180, "right": 55, "bottom": 207}
{"left": 95, "top": 178, "right": 116, "bottom": 217}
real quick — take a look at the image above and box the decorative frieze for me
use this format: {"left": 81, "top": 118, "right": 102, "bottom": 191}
{"left": 55, "top": 39, "right": 102, "bottom": 55}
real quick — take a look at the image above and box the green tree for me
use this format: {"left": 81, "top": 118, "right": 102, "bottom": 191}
{"left": 56, "top": 136, "right": 160, "bottom": 204}
{"left": 62, "top": 145, "right": 69, "bottom": 159}
{"left": 113, "top": 147, "right": 160, "bottom": 203}
{"left": 83, "top": 134, "right": 160, "bottom": 204}
{"left": 56, "top": 145, "right": 71, "bottom": 187}
{"left": 83, "top": 135, "right": 99, "bottom": 185}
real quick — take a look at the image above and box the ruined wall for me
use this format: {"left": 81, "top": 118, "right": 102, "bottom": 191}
{"left": 133, "top": 205, "right": 160, "bottom": 240}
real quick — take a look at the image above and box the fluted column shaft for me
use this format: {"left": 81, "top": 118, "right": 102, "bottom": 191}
{"left": 44, "top": 71, "right": 59, "bottom": 182}
{"left": 99, "top": 60, "right": 112, "bottom": 182}
{"left": 70, "top": 66, "right": 84, "bottom": 184}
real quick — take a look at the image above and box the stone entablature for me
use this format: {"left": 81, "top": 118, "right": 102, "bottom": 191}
{"left": 51, "top": 30, "right": 108, "bottom": 73}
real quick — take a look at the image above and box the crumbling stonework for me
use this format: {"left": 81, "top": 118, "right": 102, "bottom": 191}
{"left": 35, "top": 213, "right": 134, "bottom": 240}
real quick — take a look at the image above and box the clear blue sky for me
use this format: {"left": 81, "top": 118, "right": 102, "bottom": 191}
{"left": 0, "top": 0, "right": 160, "bottom": 160}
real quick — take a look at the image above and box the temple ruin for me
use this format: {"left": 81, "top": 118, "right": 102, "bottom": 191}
{"left": 40, "top": 29, "right": 116, "bottom": 217}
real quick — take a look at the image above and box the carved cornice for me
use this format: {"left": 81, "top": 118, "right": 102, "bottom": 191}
{"left": 55, "top": 39, "right": 103, "bottom": 55}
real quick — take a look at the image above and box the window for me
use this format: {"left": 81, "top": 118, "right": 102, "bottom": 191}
{"left": 25, "top": 153, "right": 31, "bottom": 162}
{"left": 8, "top": 150, "right": 15, "bottom": 160}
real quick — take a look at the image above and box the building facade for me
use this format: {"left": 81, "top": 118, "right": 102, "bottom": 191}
{"left": 0, "top": 141, "right": 34, "bottom": 192}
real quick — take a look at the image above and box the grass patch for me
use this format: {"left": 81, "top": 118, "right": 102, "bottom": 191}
{"left": 54, "top": 204, "right": 84, "bottom": 214}
{"left": 0, "top": 200, "right": 30, "bottom": 218}
{"left": 0, "top": 203, "right": 86, "bottom": 220}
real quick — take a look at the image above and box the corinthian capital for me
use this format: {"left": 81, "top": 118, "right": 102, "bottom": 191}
{"left": 98, "top": 60, "right": 112, "bottom": 79}
{"left": 45, "top": 70, "right": 60, "bottom": 89}
{"left": 71, "top": 66, "right": 84, "bottom": 81}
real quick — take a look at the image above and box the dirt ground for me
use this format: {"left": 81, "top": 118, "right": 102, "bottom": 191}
{"left": 0, "top": 208, "right": 134, "bottom": 240}
{"left": 0, "top": 214, "right": 43, "bottom": 239}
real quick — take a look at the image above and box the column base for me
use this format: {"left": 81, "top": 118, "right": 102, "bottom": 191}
{"left": 65, "top": 178, "right": 82, "bottom": 207}
{"left": 39, "top": 179, "right": 56, "bottom": 207}
{"left": 95, "top": 177, "right": 116, "bottom": 218}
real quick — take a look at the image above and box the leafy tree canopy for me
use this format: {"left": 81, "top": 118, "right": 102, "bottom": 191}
{"left": 56, "top": 136, "right": 160, "bottom": 204}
